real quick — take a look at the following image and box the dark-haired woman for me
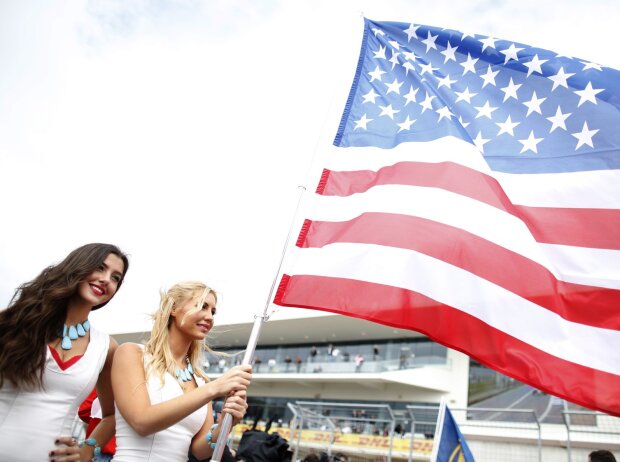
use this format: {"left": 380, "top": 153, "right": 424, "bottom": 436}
{"left": 0, "top": 243, "right": 129, "bottom": 461}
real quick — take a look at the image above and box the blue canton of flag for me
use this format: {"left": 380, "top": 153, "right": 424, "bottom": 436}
{"left": 433, "top": 404, "right": 475, "bottom": 462}
{"left": 335, "top": 19, "right": 620, "bottom": 174}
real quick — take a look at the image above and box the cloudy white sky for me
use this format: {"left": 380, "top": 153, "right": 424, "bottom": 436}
{"left": 1, "top": 0, "right": 618, "bottom": 335}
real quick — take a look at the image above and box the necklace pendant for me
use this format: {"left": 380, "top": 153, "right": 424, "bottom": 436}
{"left": 175, "top": 361, "right": 194, "bottom": 383}
{"left": 68, "top": 325, "right": 79, "bottom": 340}
{"left": 59, "top": 320, "right": 89, "bottom": 351}
{"left": 61, "top": 336, "right": 72, "bottom": 350}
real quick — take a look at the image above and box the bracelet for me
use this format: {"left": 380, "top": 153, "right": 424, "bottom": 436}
{"left": 205, "top": 423, "right": 219, "bottom": 449}
{"left": 79, "top": 437, "right": 102, "bottom": 457}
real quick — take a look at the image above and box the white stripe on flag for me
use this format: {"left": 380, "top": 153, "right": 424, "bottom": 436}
{"left": 323, "top": 141, "right": 620, "bottom": 209}
{"left": 284, "top": 243, "right": 620, "bottom": 375}
{"left": 305, "top": 187, "right": 620, "bottom": 286}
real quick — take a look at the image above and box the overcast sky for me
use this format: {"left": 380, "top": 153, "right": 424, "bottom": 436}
{"left": 1, "top": 0, "right": 618, "bottom": 335}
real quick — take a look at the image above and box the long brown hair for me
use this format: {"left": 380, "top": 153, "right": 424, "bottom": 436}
{"left": 0, "top": 243, "right": 129, "bottom": 390}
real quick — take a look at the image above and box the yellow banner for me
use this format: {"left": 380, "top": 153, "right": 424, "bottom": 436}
{"left": 232, "top": 425, "right": 433, "bottom": 455}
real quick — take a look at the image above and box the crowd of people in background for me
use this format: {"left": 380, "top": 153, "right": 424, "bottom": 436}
{"left": 206, "top": 342, "right": 422, "bottom": 376}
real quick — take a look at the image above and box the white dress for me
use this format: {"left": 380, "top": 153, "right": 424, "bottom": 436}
{"left": 113, "top": 352, "right": 208, "bottom": 462}
{"left": 0, "top": 327, "right": 110, "bottom": 461}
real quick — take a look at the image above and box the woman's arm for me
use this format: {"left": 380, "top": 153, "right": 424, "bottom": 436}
{"left": 190, "top": 390, "right": 248, "bottom": 460}
{"left": 190, "top": 403, "right": 216, "bottom": 461}
{"left": 79, "top": 337, "right": 118, "bottom": 462}
{"left": 112, "top": 343, "right": 251, "bottom": 437}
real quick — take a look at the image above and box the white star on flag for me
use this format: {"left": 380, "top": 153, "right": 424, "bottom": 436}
{"left": 420, "top": 93, "right": 436, "bottom": 113}
{"left": 575, "top": 82, "right": 604, "bottom": 106}
{"left": 373, "top": 46, "right": 387, "bottom": 60}
{"left": 421, "top": 31, "right": 438, "bottom": 52}
{"left": 472, "top": 131, "right": 489, "bottom": 152}
{"left": 548, "top": 67, "right": 576, "bottom": 91}
{"left": 436, "top": 106, "right": 454, "bottom": 121}
{"left": 455, "top": 87, "right": 477, "bottom": 103}
{"left": 385, "top": 78, "right": 404, "bottom": 95}
{"left": 474, "top": 101, "right": 498, "bottom": 119}
{"left": 403, "top": 86, "right": 419, "bottom": 105}
{"left": 523, "top": 54, "right": 548, "bottom": 77}
{"left": 397, "top": 115, "right": 416, "bottom": 132}
{"left": 460, "top": 53, "right": 479, "bottom": 75}
{"left": 500, "top": 43, "right": 524, "bottom": 63}
{"left": 354, "top": 114, "right": 372, "bottom": 129}
{"left": 500, "top": 78, "right": 522, "bottom": 102}
{"left": 496, "top": 115, "right": 520, "bottom": 136}
{"left": 523, "top": 91, "right": 546, "bottom": 116}
{"left": 518, "top": 130, "right": 543, "bottom": 153}
{"left": 368, "top": 66, "right": 386, "bottom": 82}
{"left": 362, "top": 89, "right": 379, "bottom": 104}
{"left": 572, "top": 121, "right": 599, "bottom": 149}
{"left": 404, "top": 23, "right": 420, "bottom": 41}
{"left": 546, "top": 106, "right": 571, "bottom": 132}
{"left": 480, "top": 65, "right": 500, "bottom": 88}
{"left": 441, "top": 42, "right": 459, "bottom": 63}
{"left": 379, "top": 104, "right": 400, "bottom": 119}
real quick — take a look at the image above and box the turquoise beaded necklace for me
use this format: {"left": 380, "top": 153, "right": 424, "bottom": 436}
{"left": 176, "top": 359, "right": 194, "bottom": 383}
{"left": 59, "top": 320, "right": 90, "bottom": 350}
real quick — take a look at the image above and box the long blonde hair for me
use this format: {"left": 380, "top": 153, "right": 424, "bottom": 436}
{"left": 144, "top": 281, "right": 216, "bottom": 383}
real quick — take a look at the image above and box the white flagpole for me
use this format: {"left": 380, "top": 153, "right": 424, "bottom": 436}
{"left": 429, "top": 398, "right": 447, "bottom": 462}
{"left": 210, "top": 185, "right": 306, "bottom": 462}
{"left": 210, "top": 13, "right": 365, "bottom": 461}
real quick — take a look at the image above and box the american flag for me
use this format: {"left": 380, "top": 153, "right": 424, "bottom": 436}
{"left": 273, "top": 18, "right": 620, "bottom": 416}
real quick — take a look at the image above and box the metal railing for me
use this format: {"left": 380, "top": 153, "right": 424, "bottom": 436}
{"left": 563, "top": 410, "right": 620, "bottom": 462}
{"left": 231, "top": 402, "right": 620, "bottom": 462}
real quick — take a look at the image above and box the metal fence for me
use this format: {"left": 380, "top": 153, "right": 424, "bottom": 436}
{"left": 563, "top": 410, "right": 620, "bottom": 462}
{"left": 228, "top": 403, "right": 620, "bottom": 462}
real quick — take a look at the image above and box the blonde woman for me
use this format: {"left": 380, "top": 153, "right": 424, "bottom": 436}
{"left": 111, "top": 282, "right": 252, "bottom": 461}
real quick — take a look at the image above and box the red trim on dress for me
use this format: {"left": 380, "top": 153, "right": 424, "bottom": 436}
{"left": 49, "top": 346, "right": 83, "bottom": 370}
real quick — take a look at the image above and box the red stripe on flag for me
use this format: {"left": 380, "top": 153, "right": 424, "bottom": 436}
{"left": 274, "top": 274, "right": 620, "bottom": 417}
{"left": 297, "top": 213, "right": 620, "bottom": 330}
{"left": 316, "top": 168, "right": 331, "bottom": 195}
{"left": 320, "top": 163, "right": 620, "bottom": 250}
{"left": 515, "top": 205, "right": 620, "bottom": 250}
{"left": 296, "top": 219, "right": 312, "bottom": 248}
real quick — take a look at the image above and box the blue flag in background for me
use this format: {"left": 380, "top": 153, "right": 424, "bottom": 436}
{"left": 434, "top": 405, "right": 475, "bottom": 462}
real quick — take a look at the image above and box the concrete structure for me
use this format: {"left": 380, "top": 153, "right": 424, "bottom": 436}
{"left": 113, "top": 313, "right": 620, "bottom": 461}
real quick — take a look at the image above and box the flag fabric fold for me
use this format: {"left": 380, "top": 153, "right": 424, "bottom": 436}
{"left": 273, "top": 18, "right": 620, "bottom": 416}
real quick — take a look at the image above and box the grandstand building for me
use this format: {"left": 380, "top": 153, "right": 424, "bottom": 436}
{"left": 114, "top": 312, "right": 619, "bottom": 461}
